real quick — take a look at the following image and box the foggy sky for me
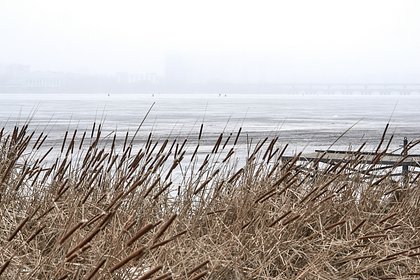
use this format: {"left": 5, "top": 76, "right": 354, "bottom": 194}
{"left": 1, "top": 0, "right": 420, "bottom": 84}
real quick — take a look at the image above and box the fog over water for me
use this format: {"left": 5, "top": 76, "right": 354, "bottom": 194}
{"left": 1, "top": 1, "right": 420, "bottom": 158}
{"left": 1, "top": 0, "right": 420, "bottom": 86}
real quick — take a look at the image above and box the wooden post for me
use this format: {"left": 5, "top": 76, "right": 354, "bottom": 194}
{"left": 402, "top": 137, "right": 409, "bottom": 186}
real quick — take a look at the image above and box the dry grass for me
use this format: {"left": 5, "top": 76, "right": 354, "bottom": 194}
{"left": 1, "top": 124, "right": 420, "bottom": 279}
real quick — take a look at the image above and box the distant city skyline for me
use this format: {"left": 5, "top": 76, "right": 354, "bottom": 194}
{"left": 1, "top": 62, "right": 419, "bottom": 94}
{"left": 1, "top": 0, "right": 420, "bottom": 86}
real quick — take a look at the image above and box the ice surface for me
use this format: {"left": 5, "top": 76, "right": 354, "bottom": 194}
{"left": 1, "top": 93, "right": 419, "bottom": 154}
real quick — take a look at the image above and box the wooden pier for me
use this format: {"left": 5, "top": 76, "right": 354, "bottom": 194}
{"left": 282, "top": 139, "right": 420, "bottom": 177}
{"left": 283, "top": 150, "right": 420, "bottom": 167}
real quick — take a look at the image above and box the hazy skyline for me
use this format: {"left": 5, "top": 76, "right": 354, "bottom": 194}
{"left": 1, "top": 0, "right": 420, "bottom": 84}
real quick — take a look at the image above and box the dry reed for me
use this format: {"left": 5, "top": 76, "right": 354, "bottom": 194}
{"left": 0, "top": 123, "right": 419, "bottom": 279}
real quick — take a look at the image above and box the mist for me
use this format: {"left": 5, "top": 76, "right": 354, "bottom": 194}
{"left": 1, "top": 0, "right": 420, "bottom": 90}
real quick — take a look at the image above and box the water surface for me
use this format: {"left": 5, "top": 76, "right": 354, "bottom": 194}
{"left": 1, "top": 93, "right": 419, "bottom": 154}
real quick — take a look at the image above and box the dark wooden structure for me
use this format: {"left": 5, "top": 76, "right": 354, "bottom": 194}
{"left": 282, "top": 139, "right": 420, "bottom": 178}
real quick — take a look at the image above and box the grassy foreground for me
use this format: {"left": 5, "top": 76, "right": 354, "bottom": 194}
{"left": 1, "top": 124, "right": 420, "bottom": 279}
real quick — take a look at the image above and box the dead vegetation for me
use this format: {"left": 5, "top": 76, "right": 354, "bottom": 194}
{"left": 1, "top": 123, "right": 420, "bottom": 279}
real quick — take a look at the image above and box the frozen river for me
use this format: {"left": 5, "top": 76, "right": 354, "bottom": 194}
{"left": 1, "top": 93, "right": 419, "bottom": 154}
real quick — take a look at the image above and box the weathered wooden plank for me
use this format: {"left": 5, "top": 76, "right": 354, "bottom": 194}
{"left": 282, "top": 151, "right": 420, "bottom": 167}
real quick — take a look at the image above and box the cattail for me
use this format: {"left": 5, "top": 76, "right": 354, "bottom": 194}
{"left": 194, "top": 178, "right": 211, "bottom": 195}
{"left": 198, "top": 123, "right": 203, "bottom": 141}
{"left": 32, "top": 132, "right": 44, "bottom": 149}
{"left": 105, "top": 191, "right": 124, "bottom": 211}
{"left": 319, "top": 194, "right": 335, "bottom": 204}
{"left": 283, "top": 152, "right": 302, "bottom": 174}
{"left": 122, "top": 214, "right": 137, "bottom": 232}
{"left": 67, "top": 129, "right": 77, "bottom": 156}
{"left": 178, "top": 138, "right": 187, "bottom": 155}
{"left": 198, "top": 154, "right": 209, "bottom": 172}
{"left": 126, "top": 223, "right": 156, "bottom": 247}
{"left": 83, "top": 213, "right": 106, "bottom": 229}
{"left": 0, "top": 257, "right": 12, "bottom": 276}
{"left": 222, "top": 148, "right": 235, "bottom": 163}
{"left": 282, "top": 215, "right": 301, "bottom": 227}
{"left": 187, "top": 260, "right": 209, "bottom": 276}
{"left": 222, "top": 133, "right": 232, "bottom": 150}
{"left": 227, "top": 168, "right": 243, "bottom": 184}
{"left": 408, "top": 252, "right": 420, "bottom": 257}
{"left": 255, "top": 188, "right": 276, "bottom": 204}
{"left": 65, "top": 228, "right": 100, "bottom": 258}
{"left": 375, "top": 123, "right": 389, "bottom": 153}
{"left": 61, "top": 130, "right": 68, "bottom": 154}
{"left": 55, "top": 182, "right": 71, "bottom": 201}
{"left": 299, "top": 187, "right": 319, "bottom": 205}
{"left": 66, "top": 244, "right": 92, "bottom": 262}
{"left": 267, "top": 147, "right": 280, "bottom": 163}
{"left": 57, "top": 274, "right": 69, "bottom": 280}
{"left": 191, "top": 144, "right": 200, "bottom": 162}
{"left": 189, "top": 271, "right": 208, "bottom": 280}
{"left": 143, "top": 177, "right": 161, "bottom": 198}
{"left": 106, "top": 154, "right": 119, "bottom": 173}
{"left": 79, "top": 130, "right": 87, "bottom": 150}
{"left": 81, "top": 187, "right": 94, "bottom": 205}
{"left": 385, "top": 250, "right": 409, "bottom": 259}
{"left": 122, "top": 131, "right": 129, "bottom": 151}
{"left": 233, "top": 127, "right": 242, "bottom": 146}
{"left": 171, "top": 230, "right": 187, "bottom": 240}
{"left": 108, "top": 133, "right": 116, "bottom": 161}
{"left": 35, "top": 206, "right": 54, "bottom": 221}
{"left": 250, "top": 137, "right": 268, "bottom": 159}
{"left": 409, "top": 245, "right": 420, "bottom": 251}
{"left": 269, "top": 211, "right": 292, "bottom": 227}
{"left": 150, "top": 238, "right": 174, "bottom": 250}
{"left": 145, "top": 132, "right": 153, "bottom": 151}
{"left": 15, "top": 166, "right": 30, "bottom": 191}
{"left": 271, "top": 171, "right": 291, "bottom": 188}
{"left": 350, "top": 219, "right": 366, "bottom": 234}
{"left": 241, "top": 218, "right": 257, "bottom": 230}
{"left": 0, "top": 161, "right": 16, "bottom": 186}
{"left": 59, "top": 221, "right": 85, "bottom": 245}
{"left": 153, "top": 272, "right": 172, "bottom": 280}
{"left": 324, "top": 220, "right": 346, "bottom": 231}
{"left": 89, "top": 122, "right": 96, "bottom": 138}
{"left": 277, "top": 143, "right": 289, "bottom": 160}
{"left": 211, "top": 133, "right": 223, "bottom": 154}
{"left": 110, "top": 246, "right": 146, "bottom": 273}
{"left": 85, "top": 259, "right": 106, "bottom": 280}
{"left": 117, "top": 146, "right": 132, "bottom": 170}
{"left": 130, "top": 151, "right": 145, "bottom": 170}
{"left": 165, "top": 160, "right": 180, "bottom": 182}
{"left": 93, "top": 124, "right": 101, "bottom": 145}
{"left": 125, "top": 175, "right": 149, "bottom": 196}
{"left": 262, "top": 137, "right": 276, "bottom": 161}
{"left": 26, "top": 225, "right": 46, "bottom": 243}
{"left": 379, "top": 213, "right": 397, "bottom": 224}
{"left": 8, "top": 205, "right": 40, "bottom": 241}
{"left": 282, "top": 173, "right": 309, "bottom": 195}
{"left": 153, "top": 214, "right": 177, "bottom": 242}
{"left": 319, "top": 174, "right": 340, "bottom": 191}
{"left": 137, "top": 265, "right": 163, "bottom": 280}
{"left": 153, "top": 182, "right": 172, "bottom": 200}
{"left": 383, "top": 224, "right": 401, "bottom": 231}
